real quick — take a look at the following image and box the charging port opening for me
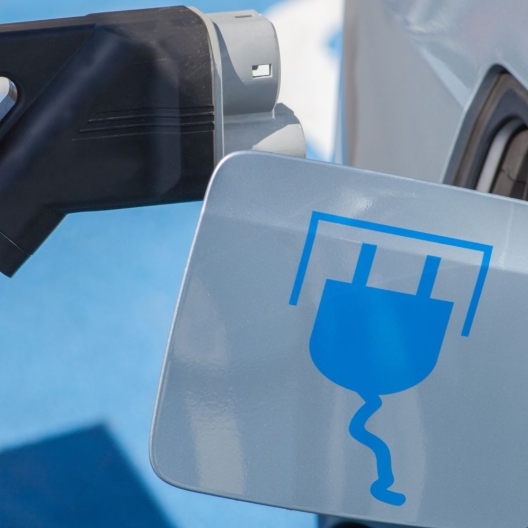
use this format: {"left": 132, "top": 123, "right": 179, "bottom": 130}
{"left": 453, "top": 72, "right": 528, "bottom": 201}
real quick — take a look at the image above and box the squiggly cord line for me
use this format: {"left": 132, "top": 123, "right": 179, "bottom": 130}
{"left": 349, "top": 394, "right": 407, "bottom": 506}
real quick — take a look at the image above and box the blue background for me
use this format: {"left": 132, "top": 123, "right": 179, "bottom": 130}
{"left": 0, "top": 1, "right": 326, "bottom": 526}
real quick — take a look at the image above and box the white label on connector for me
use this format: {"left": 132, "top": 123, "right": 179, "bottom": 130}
{"left": 252, "top": 64, "right": 272, "bottom": 78}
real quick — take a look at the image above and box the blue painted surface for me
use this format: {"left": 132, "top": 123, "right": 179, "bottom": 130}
{"left": 349, "top": 395, "right": 405, "bottom": 507}
{"left": 0, "top": 0, "right": 318, "bottom": 527}
{"left": 311, "top": 244, "right": 452, "bottom": 506}
{"left": 291, "top": 212, "right": 492, "bottom": 506}
{"left": 311, "top": 245, "right": 453, "bottom": 397}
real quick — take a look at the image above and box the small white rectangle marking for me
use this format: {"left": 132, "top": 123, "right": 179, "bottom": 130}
{"left": 252, "top": 64, "right": 272, "bottom": 78}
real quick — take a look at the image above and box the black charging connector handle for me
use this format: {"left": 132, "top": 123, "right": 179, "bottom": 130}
{"left": 0, "top": 6, "right": 215, "bottom": 277}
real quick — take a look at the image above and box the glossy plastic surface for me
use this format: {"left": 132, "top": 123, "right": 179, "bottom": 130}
{"left": 342, "top": 0, "right": 528, "bottom": 184}
{"left": 0, "top": 7, "right": 215, "bottom": 276}
{"left": 152, "top": 151, "right": 528, "bottom": 528}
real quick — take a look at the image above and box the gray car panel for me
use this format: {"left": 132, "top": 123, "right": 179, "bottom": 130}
{"left": 343, "top": 0, "right": 528, "bottom": 184}
{"left": 151, "top": 151, "right": 528, "bottom": 528}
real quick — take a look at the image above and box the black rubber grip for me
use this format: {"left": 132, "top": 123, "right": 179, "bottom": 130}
{"left": 0, "top": 6, "right": 215, "bottom": 276}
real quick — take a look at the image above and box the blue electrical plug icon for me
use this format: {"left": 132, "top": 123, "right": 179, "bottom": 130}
{"left": 311, "top": 243, "right": 452, "bottom": 505}
{"left": 290, "top": 212, "right": 493, "bottom": 506}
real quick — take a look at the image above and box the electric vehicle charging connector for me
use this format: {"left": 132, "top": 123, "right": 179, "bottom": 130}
{"left": 0, "top": 6, "right": 304, "bottom": 277}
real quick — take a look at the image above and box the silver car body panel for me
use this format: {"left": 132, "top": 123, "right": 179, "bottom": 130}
{"left": 343, "top": 0, "right": 528, "bottom": 184}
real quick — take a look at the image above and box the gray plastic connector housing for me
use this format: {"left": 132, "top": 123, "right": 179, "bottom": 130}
{"left": 191, "top": 8, "right": 305, "bottom": 161}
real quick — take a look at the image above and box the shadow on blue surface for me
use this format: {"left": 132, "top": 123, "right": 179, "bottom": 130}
{"left": 0, "top": 425, "right": 173, "bottom": 528}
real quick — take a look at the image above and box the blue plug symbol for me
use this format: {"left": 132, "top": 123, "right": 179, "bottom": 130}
{"left": 290, "top": 212, "right": 493, "bottom": 507}
{"left": 311, "top": 243, "right": 452, "bottom": 506}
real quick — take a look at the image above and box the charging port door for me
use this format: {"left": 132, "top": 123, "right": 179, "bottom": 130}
{"left": 151, "top": 151, "right": 528, "bottom": 528}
